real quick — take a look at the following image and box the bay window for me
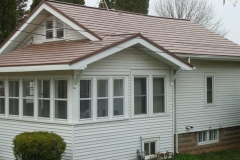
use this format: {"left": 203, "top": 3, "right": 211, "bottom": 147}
{"left": 55, "top": 80, "right": 68, "bottom": 119}
{"left": 80, "top": 80, "right": 92, "bottom": 119}
{"left": 97, "top": 79, "right": 109, "bottom": 117}
{"left": 23, "top": 80, "right": 34, "bottom": 117}
{"left": 9, "top": 81, "right": 19, "bottom": 116}
{"left": 0, "top": 81, "right": 5, "bottom": 114}
{"left": 38, "top": 80, "right": 50, "bottom": 118}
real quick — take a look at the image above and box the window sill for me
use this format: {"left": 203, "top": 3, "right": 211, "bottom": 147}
{"left": 204, "top": 104, "right": 216, "bottom": 107}
{"left": 198, "top": 140, "right": 219, "bottom": 146}
{"left": 132, "top": 113, "right": 169, "bottom": 119}
{"left": 76, "top": 117, "right": 130, "bottom": 125}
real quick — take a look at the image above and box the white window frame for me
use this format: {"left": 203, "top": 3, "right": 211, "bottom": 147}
{"left": 142, "top": 137, "right": 160, "bottom": 160}
{"left": 22, "top": 79, "right": 35, "bottom": 117}
{"left": 0, "top": 80, "right": 6, "bottom": 115}
{"left": 44, "top": 16, "right": 66, "bottom": 41}
{"left": 79, "top": 78, "right": 93, "bottom": 120}
{"left": 54, "top": 79, "right": 68, "bottom": 120}
{"left": 198, "top": 129, "right": 219, "bottom": 145}
{"left": 113, "top": 78, "right": 125, "bottom": 117}
{"left": 8, "top": 80, "right": 20, "bottom": 117}
{"left": 79, "top": 76, "right": 128, "bottom": 122}
{"left": 37, "top": 79, "right": 51, "bottom": 119}
{"left": 205, "top": 73, "right": 216, "bottom": 106}
{"left": 131, "top": 70, "right": 169, "bottom": 118}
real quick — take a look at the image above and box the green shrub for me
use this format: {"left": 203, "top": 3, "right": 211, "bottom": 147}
{"left": 174, "top": 154, "right": 200, "bottom": 160}
{"left": 13, "top": 131, "right": 66, "bottom": 160}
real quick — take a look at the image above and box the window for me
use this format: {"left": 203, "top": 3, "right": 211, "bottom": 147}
{"left": 55, "top": 80, "right": 68, "bottom": 119}
{"left": 80, "top": 80, "right": 92, "bottom": 119}
{"left": 144, "top": 141, "right": 156, "bottom": 156}
{"left": 198, "top": 130, "right": 218, "bottom": 145}
{"left": 45, "top": 18, "right": 64, "bottom": 40}
{"left": 153, "top": 77, "right": 165, "bottom": 113}
{"left": 0, "top": 81, "right": 5, "bottom": 114}
{"left": 205, "top": 74, "right": 215, "bottom": 105}
{"left": 23, "top": 80, "right": 34, "bottom": 117}
{"left": 134, "top": 77, "right": 147, "bottom": 115}
{"left": 9, "top": 81, "right": 19, "bottom": 115}
{"left": 97, "top": 79, "right": 109, "bottom": 117}
{"left": 113, "top": 79, "right": 124, "bottom": 116}
{"left": 38, "top": 80, "right": 50, "bottom": 118}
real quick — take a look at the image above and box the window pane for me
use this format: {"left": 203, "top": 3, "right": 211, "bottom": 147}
{"left": 46, "top": 30, "right": 53, "bottom": 39}
{"left": 134, "top": 96, "right": 147, "bottom": 114}
{"left": 153, "top": 96, "right": 164, "bottom": 113}
{"left": 0, "top": 98, "right": 5, "bottom": 114}
{"left": 23, "top": 80, "right": 34, "bottom": 98}
{"left": 80, "top": 100, "right": 91, "bottom": 119}
{"left": 114, "top": 98, "right": 123, "bottom": 116}
{"left": 57, "top": 29, "right": 64, "bottom": 38}
{"left": 144, "top": 143, "right": 149, "bottom": 156}
{"left": 0, "top": 81, "right": 5, "bottom": 96}
{"left": 207, "top": 77, "right": 213, "bottom": 90}
{"left": 55, "top": 100, "right": 67, "bottom": 119}
{"left": 207, "top": 77, "right": 213, "bottom": 103}
{"left": 56, "top": 20, "right": 64, "bottom": 28}
{"left": 9, "top": 81, "right": 19, "bottom": 97}
{"left": 38, "top": 80, "right": 50, "bottom": 98}
{"left": 46, "top": 21, "right": 53, "bottom": 29}
{"left": 150, "top": 142, "right": 156, "bottom": 155}
{"left": 55, "top": 80, "right": 67, "bottom": 99}
{"left": 203, "top": 131, "right": 207, "bottom": 141}
{"left": 80, "top": 80, "right": 91, "bottom": 98}
{"left": 114, "top": 79, "right": 123, "bottom": 96}
{"left": 23, "top": 99, "right": 34, "bottom": 116}
{"left": 97, "top": 80, "right": 108, "bottom": 97}
{"left": 207, "top": 91, "right": 213, "bottom": 103}
{"left": 153, "top": 78, "right": 164, "bottom": 95}
{"left": 97, "top": 99, "right": 108, "bottom": 117}
{"left": 9, "top": 99, "right": 19, "bottom": 115}
{"left": 134, "top": 78, "right": 146, "bottom": 96}
{"left": 38, "top": 100, "right": 50, "bottom": 118}
{"left": 214, "top": 130, "right": 217, "bottom": 140}
{"left": 198, "top": 132, "right": 202, "bottom": 142}
{"left": 209, "top": 130, "right": 214, "bottom": 140}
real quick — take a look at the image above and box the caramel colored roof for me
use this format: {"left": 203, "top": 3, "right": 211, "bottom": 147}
{"left": 46, "top": 0, "right": 240, "bottom": 56}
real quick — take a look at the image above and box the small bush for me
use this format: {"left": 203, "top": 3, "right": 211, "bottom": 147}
{"left": 13, "top": 131, "right": 66, "bottom": 160}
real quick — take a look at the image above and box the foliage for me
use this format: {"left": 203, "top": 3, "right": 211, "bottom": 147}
{"left": 0, "top": 0, "right": 17, "bottom": 44}
{"left": 16, "top": 0, "right": 28, "bottom": 25}
{"left": 13, "top": 131, "right": 66, "bottom": 160}
{"left": 152, "top": 0, "right": 228, "bottom": 36}
{"left": 150, "top": 151, "right": 173, "bottom": 160}
{"left": 30, "top": 0, "right": 85, "bottom": 12}
{"left": 99, "top": 0, "right": 115, "bottom": 9}
{"left": 114, "top": 0, "right": 149, "bottom": 14}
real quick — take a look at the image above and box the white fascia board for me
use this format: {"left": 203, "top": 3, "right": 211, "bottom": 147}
{"left": 43, "top": 4, "right": 98, "bottom": 41}
{"left": 0, "top": 5, "right": 45, "bottom": 54}
{"left": 176, "top": 54, "right": 240, "bottom": 61}
{"left": 70, "top": 36, "right": 193, "bottom": 70}
{"left": 0, "top": 64, "right": 70, "bottom": 73}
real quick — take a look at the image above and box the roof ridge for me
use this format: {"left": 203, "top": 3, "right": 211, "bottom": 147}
{"left": 45, "top": 0, "right": 190, "bottom": 21}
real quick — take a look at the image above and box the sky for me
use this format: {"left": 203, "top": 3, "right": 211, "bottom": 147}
{"left": 27, "top": 0, "right": 240, "bottom": 45}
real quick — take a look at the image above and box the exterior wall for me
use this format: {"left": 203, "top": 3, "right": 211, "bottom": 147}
{"left": 73, "top": 49, "right": 174, "bottom": 160}
{"left": 176, "top": 60, "right": 240, "bottom": 134}
{"left": 178, "top": 126, "right": 240, "bottom": 154}
{"left": 0, "top": 119, "right": 73, "bottom": 160}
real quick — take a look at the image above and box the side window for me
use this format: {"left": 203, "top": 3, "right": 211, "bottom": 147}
{"left": 142, "top": 137, "right": 160, "bottom": 159}
{"left": 23, "top": 80, "right": 35, "bottom": 117}
{"left": 55, "top": 80, "right": 68, "bottom": 119}
{"left": 153, "top": 77, "right": 165, "bottom": 113}
{"left": 80, "top": 80, "right": 92, "bottom": 119}
{"left": 198, "top": 130, "right": 218, "bottom": 145}
{"left": 134, "top": 77, "right": 147, "bottom": 115}
{"left": 38, "top": 80, "right": 51, "bottom": 118}
{"left": 205, "top": 74, "right": 215, "bottom": 105}
{"left": 9, "top": 81, "right": 19, "bottom": 116}
{"left": 45, "top": 18, "right": 64, "bottom": 40}
{"left": 0, "top": 81, "right": 5, "bottom": 114}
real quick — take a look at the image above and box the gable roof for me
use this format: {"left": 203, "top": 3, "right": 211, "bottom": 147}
{"left": 0, "top": 33, "right": 193, "bottom": 72}
{"left": 45, "top": 0, "right": 240, "bottom": 57}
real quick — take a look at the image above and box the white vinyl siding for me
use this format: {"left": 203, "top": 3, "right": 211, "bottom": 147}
{"left": 176, "top": 60, "right": 240, "bottom": 134}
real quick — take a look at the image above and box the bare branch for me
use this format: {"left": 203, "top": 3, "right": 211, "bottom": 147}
{"left": 152, "top": 0, "right": 228, "bottom": 36}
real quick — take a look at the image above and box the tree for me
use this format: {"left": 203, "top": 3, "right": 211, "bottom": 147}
{"left": 16, "top": 0, "right": 28, "bottom": 25}
{"left": 99, "top": 0, "right": 115, "bottom": 9}
{"left": 31, "top": 0, "right": 85, "bottom": 12}
{"left": 153, "top": 0, "right": 228, "bottom": 36}
{"left": 114, "top": 0, "right": 149, "bottom": 14}
{"left": 0, "top": 0, "right": 17, "bottom": 44}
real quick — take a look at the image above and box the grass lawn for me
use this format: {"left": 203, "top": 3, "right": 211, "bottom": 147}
{"left": 173, "top": 148, "right": 240, "bottom": 160}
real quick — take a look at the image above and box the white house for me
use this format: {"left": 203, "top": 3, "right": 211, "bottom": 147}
{"left": 0, "top": 1, "right": 240, "bottom": 159}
